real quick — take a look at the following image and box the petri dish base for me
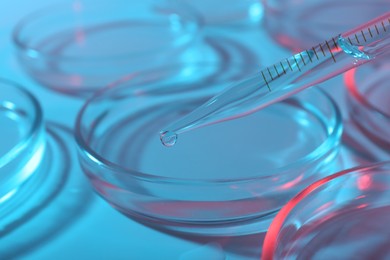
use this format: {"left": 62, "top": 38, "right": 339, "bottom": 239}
{"left": 13, "top": 0, "right": 199, "bottom": 97}
{"left": 0, "top": 79, "right": 44, "bottom": 207}
{"left": 76, "top": 65, "right": 342, "bottom": 236}
{"left": 263, "top": 161, "right": 390, "bottom": 260}
{"left": 0, "top": 123, "right": 94, "bottom": 259}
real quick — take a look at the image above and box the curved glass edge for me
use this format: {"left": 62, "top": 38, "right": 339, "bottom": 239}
{"left": 11, "top": 0, "right": 201, "bottom": 61}
{"left": 344, "top": 68, "right": 390, "bottom": 120}
{"left": 74, "top": 75, "right": 343, "bottom": 235}
{"left": 0, "top": 123, "right": 95, "bottom": 259}
{"left": 261, "top": 161, "right": 390, "bottom": 260}
{"left": 344, "top": 67, "right": 390, "bottom": 150}
{"left": 0, "top": 78, "right": 45, "bottom": 202}
{"left": 75, "top": 84, "right": 343, "bottom": 184}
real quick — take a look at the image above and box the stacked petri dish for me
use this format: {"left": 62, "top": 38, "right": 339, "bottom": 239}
{"left": 263, "top": 161, "right": 390, "bottom": 259}
{"left": 0, "top": 79, "right": 45, "bottom": 204}
{"left": 13, "top": 0, "right": 200, "bottom": 97}
{"left": 262, "top": 0, "right": 389, "bottom": 52}
{"left": 75, "top": 64, "right": 343, "bottom": 236}
{"left": 0, "top": 80, "right": 92, "bottom": 258}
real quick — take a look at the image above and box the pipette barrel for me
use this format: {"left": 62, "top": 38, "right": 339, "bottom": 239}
{"left": 160, "top": 12, "right": 390, "bottom": 147}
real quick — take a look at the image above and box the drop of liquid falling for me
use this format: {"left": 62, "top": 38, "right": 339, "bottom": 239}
{"left": 160, "top": 131, "right": 178, "bottom": 147}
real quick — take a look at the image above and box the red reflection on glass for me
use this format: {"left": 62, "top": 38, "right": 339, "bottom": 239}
{"left": 344, "top": 68, "right": 366, "bottom": 104}
{"left": 356, "top": 203, "right": 368, "bottom": 209}
{"left": 314, "top": 201, "right": 333, "bottom": 215}
{"left": 357, "top": 174, "right": 372, "bottom": 190}
{"left": 277, "top": 174, "right": 303, "bottom": 190}
{"left": 275, "top": 35, "right": 303, "bottom": 52}
{"left": 70, "top": 75, "right": 82, "bottom": 87}
{"left": 75, "top": 30, "right": 85, "bottom": 45}
{"left": 262, "top": 167, "right": 353, "bottom": 260}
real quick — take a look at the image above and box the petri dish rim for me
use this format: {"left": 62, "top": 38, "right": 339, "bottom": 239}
{"left": 12, "top": 1, "right": 201, "bottom": 61}
{"left": 170, "top": 0, "right": 264, "bottom": 27}
{"left": 345, "top": 67, "right": 390, "bottom": 120}
{"left": 0, "top": 78, "right": 43, "bottom": 169}
{"left": 75, "top": 66, "right": 343, "bottom": 185}
{"left": 261, "top": 161, "right": 390, "bottom": 260}
{"left": 261, "top": 0, "right": 390, "bottom": 52}
{"left": 0, "top": 123, "right": 95, "bottom": 259}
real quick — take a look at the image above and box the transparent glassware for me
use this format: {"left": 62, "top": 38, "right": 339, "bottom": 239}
{"left": 75, "top": 64, "right": 343, "bottom": 236}
{"left": 170, "top": 0, "right": 264, "bottom": 27}
{"left": 159, "top": 8, "right": 390, "bottom": 142}
{"left": 262, "top": 0, "right": 389, "bottom": 52}
{"left": 0, "top": 79, "right": 45, "bottom": 204}
{"left": 0, "top": 80, "right": 93, "bottom": 258}
{"left": 262, "top": 161, "right": 390, "bottom": 260}
{"left": 12, "top": 0, "right": 200, "bottom": 97}
{"left": 344, "top": 56, "right": 390, "bottom": 151}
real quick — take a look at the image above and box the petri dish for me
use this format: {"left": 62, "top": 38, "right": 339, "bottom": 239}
{"left": 12, "top": 0, "right": 199, "bottom": 97}
{"left": 0, "top": 78, "right": 93, "bottom": 258}
{"left": 75, "top": 64, "right": 343, "bottom": 236}
{"left": 344, "top": 57, "right": 390, "bottom": 151}
{"left": 262, "top": 161, "right": 390, "bottom": 260}
{"left": 170, "top": 0, "right": 264, "bottom": 27}
{"left": 0, "top": 79, "right": 45, "bottom": 204}
{"left": 1, "top": 123, "right": 94, "bottom": 259}
{"left": 262, "top": 0, "right": 389, "bottom": 52}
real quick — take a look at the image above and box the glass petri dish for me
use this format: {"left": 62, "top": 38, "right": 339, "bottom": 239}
{"left": 1, "top": 123, "right": 94, "bottom": 259}
{"left": 262, "top": 0, "right": 389, "bottom": 52}
{"left": 262, "top": 161, "right": 390, "bottom": 260}
{"left": 13, "top": 0, "right": 199, "bottom": 97}
{"left": 75, "top": 64, "right": 343, "bottom": 236}
{"left": 344, "top": 57, "right": 390, "bottom": 151}
{"left": 0, "top": 80, "right": 93, "bottom": 257}
{"left": 170, "top": 0, "right": 264, "bottom": 27}
{"left": 0, "top": 79, "right": 45, "bottom": 204}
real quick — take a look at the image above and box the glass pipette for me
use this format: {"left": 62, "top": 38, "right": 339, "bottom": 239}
{"left": 160, "top": 12, "right": 390, "bottom": 147}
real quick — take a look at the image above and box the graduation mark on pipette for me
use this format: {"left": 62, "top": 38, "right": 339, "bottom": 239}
{"left": 160, "top": 13, "right": 390, "bottom": 147}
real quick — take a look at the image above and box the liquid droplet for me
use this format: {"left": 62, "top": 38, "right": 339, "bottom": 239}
{"left": 338, "top": 36, "right": 370, "bottom": 60}
{"left": 160, "top": 131, "right": 178, "bottom": 147}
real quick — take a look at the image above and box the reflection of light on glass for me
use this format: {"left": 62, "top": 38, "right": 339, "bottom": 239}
{"left": 344, "top": 68, "right": 366, "bottom": 103}
{"left": 1, "top": 101, "right": 19, "bottom": 121}
{"left": 357, "top": 174, "right": 372, "bottom": 190}
{"left": 169, "top": 14, "right": 182, "bottom": 32}
{"left": 2, "top": 101, "right": 16, "bottom": 110}
{"left": 180, "top": 66, "right": 196, "bottom": 77}
{"left": 248, "top": 2, "right": 264, "bottom": 23}
{"left": 356, "top": 203, "right": 368, "bottom": 209}
{"left": 17, "top": 139, "right": 46, "bottom": 184}
{"left": 70, "top": 75, "right": 83, "bottom": 87}
{"left": 314, "top": 201, "right": 333, "bottom": 214}
{"left": 85, "top": 150, "right": 104, "bottom": 167}
{"left": 0, "top": 189, "right": 17, "bottom": 204}
{"left": 26, "top": 49, "right": 39, "bottom": 59}
{"left": 278, "top": 174, "right": 304, "bottom": 190}
{"left": 178, "top": 47, "right": 201, "bottom": 63}
{"left": 296, "top": 114, "right": 310, "bottom": 127}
